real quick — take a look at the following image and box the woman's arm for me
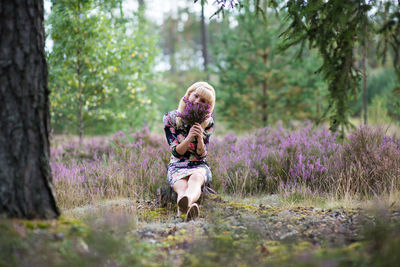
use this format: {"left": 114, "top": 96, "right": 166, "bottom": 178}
{"left": 175, "top": 123, "right": 203, "bottom": 156}
{"left": 163, "top": 112, "right": 182, "bottom": 158}
{"left": 196, "top": 135, "right": 206, "bottom": 155}
{"left": 196, "top": 119, "right": 214, "bottom": 159}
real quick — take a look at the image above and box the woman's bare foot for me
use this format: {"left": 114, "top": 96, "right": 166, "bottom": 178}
{"left": 186, "top": 203, "right": 199, "bottom": 221}
{"left": 177, "top": 196, "right": 189, "bottom": 216}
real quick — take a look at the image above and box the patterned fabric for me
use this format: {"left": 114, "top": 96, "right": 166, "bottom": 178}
{"left": 163, "top": 110, "right": 214, "bottom": 187}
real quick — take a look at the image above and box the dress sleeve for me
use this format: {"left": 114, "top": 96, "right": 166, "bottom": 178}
{"left": 163, "top": 112, "right": 183, "bottom": 158}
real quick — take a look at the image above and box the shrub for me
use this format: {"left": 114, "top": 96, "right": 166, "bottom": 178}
{"left": 331, "top": 126, "right": 400, "bottom": 196}
{"left": 52, "top": 123, "right": 400, "bottom": 209}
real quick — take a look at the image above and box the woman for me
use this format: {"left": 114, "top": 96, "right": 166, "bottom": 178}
{"left": 163, "top": 82, "right": 215, "bottom": 221}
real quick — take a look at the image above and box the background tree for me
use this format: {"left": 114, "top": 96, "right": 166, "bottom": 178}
{"left": 377, "top": 0, "right": 400, "bottom": 121}
{"left": 44, "top": 0, "right": 400, "bottom": 138}
{"left": 157, "top": 5, "right": 221, "bottom": 114}
{"left": 280, "top": 0, "right": 373, "bottom": 137}
{"left": 212, "top": 0, "right": 327, "bottom": 130}
{"left": 213, "top": 1, "right": 283, "bottom": 129}
{"left": 200, "top": 0, "right": 210, "bottom": 79}
{"left": 0, "top": 0, "right": 59, "bottom": 219}
{"left": 47, "top": 0, "right": 158, "bottom": 139}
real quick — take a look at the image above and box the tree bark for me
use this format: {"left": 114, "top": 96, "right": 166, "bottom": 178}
{"left": 0, "top": 0, "right": 59, "bottom": 219}
{"left": 168, "top": 17, "right": 177, "bottom": 74}
{"left": 138, "top": 0, "right": 145, "bottom": 8}
{"left": 77, "top": 2, "right": 83, "bottom": 146}
{"left": 262, "top": 51, "right": 268, "bottom": 126}
{"left": 138, "top": 0, "right": 145, "bottom": 27}
{"left": 77, "top": 54, "right": 83, "bottom": 146}
{"left": 201, "top": 0, "right": 209, "bottom": 80}
{"left": 362, "top": 36, "right": 367, "bottom": 126}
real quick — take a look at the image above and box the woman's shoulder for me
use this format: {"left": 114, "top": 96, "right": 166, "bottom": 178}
{"left": 164, "top": 109, "right": 178, "bottom": 119}
{"left": 163, "top": 110, "right": 178, "bottom": 126}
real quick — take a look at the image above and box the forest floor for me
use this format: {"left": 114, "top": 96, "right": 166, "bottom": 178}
{"left": 1, "top": 194, "right": 400, "bottom": 266}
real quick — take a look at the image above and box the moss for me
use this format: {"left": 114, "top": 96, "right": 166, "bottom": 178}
{"left": 266, "top": 243, "right": 289, "bottom": 255}
{"left": 138, "top": 208, "right": 169, "bottom": 222}
{"left": 227, "top": 202, "right": 258, "bottom": 212}
{"left": 21, "top": 221, "right": 36, "bottom": 229}
{"left": 20, "top": 220, "right": 54, "bottom": 230}
{"left": 37, "top": 221, "right": 51, "bottom": 229}
{"left": 57, "top": 216, "right": 86, "bottom": 228}
{"left": 347, "top": 209, "right": 359, "bottom": 214}
{"left": 54, "top": 216, "right": 88, "bottom": 237}
{"left": 161, "top": 232, "right": 188, "bottom": 248}
{"left": 293, "top": 241, "right": 313, "bottom": 252}
{"left": 179, "top": 229, "right": 187, "bottom": 235}
{"left": 0, "top": 220, "right": 27, "bottom": 267}
{"left": 212, "top": 234, "right": 234, "bottom": 247}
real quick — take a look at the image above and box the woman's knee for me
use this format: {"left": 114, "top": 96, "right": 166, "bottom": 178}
{"left": 173, "top": 178, "right": 188, "bottom": 192}
{"left": 188, "top": 171, "right": 206, "bottom": 185}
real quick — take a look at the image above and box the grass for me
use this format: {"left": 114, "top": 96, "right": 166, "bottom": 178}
{"left": 349, "top": 116, "right": 400, "bottom": 137}
{"left": 51, "top": 123, "right": 400, "bottom": 211}
{"left": 3, "top": 122, "right": 400, "bottom": 265}
{"left": 1, "top": 193, "right": 400, "bottom": 266}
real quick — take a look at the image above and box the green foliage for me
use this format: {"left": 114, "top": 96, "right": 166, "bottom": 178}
{"left": 376, "top": 1, "right": 400, "bottom": 120}
{"left": 350, "top": 68, "right": 397, "bottom": 115}
{"left": 367, "top": 95, "right": 391, "bottom": 124}
{"left": 156, "top": 7, "right": 222, "bottom": 116}
{"left": 279, "top": 49, "right": 329, "bottom": 124}
{"left": 0, "top": 216, "right": 163, "bottom": 267}
{"left": 388, "top": 86, "right": 400, "bottom": 121}
{"left": 361, "top": 212, "right": 400, "bottom": 266}
{"left": 376, "top": 1, "right": 400, "bottom": 122}
{"left": 377, "top": 0, "right": 400, "bottom": 70}
{"left": 212, "top": 0, "right": 328, "bottom": 130}
{"left": 281, "top": 0, "right": 373, "bottom": 137}
{"left": 47, "top": 0, "right": 159, "bottom": 135}
{"left": 213, "top": 1, "right": 282, "bottom": 129}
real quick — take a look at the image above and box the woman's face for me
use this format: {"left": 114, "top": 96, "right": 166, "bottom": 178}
{"left": 188, "top": 89, "right": 208, "bottom": 105}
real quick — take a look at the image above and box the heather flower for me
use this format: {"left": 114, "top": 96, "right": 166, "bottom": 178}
{"left": 176, "top": 97, "right": 211, "bottom": 126}
{"left": 51, "top": 121, "right": 400, "bottom": 209}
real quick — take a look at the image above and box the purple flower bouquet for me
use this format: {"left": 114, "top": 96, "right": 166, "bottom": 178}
{"left": 177, "top": 97, "right": 211, "bottom": 127}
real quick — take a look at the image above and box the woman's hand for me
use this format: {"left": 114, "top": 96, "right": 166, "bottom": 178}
{"left": 187, "top": 123, "right": 203, "bottom": 142}
{"left": 176, "top": 123, "right": 204, "bottom": 156}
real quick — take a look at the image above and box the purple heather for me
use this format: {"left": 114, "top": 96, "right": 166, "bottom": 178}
{"left": 176, "top": 97, "right": 212, "bottom": 126}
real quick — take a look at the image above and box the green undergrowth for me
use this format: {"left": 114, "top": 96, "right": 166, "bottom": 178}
{"left": 1, "top": 195, "right": 400, "bottom": 266}
{"left": 0, "top": 216, "right": 164, "bottom": 267}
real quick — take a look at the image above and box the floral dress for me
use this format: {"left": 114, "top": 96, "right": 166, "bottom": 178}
{"left": 163, "top": 110, "right": 214, "bottom": 187}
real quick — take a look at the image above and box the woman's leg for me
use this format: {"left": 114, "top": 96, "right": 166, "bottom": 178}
{"left": 185, "top": 171, "right": 206, "bottom": 206}
{"left": 173, "top": 177, "right": 189, "bottom": 200}
{"left": 172, "top": 177, "right": 189, "bottom": 216}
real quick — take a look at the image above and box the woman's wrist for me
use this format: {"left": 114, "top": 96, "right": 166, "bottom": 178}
{"left": 175, "top": 137, "right": 191, "bottom": 155}
{"left": 196, "top": 137, "right": 205, "bottom": 155}
{"left": 196, "top": 148, "right": 205, "bottom": 155}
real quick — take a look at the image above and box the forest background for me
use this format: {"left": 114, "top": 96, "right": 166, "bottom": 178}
{"left": 46, "top": 0, "right": 400, "bottom": 138}
{"left": 2, "top": 1, "right": 400, "bottom": 265}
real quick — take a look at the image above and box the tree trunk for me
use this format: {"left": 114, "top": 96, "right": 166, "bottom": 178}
{"left": 0, "top": 0, "right": 59, "bottom": 219}
{"left": 138, "top": 0, "right": 145, "bottom": 8}
{"left": 201, "top": 0, "right": 209, "bottom": 80}
{"left": 316, "top": 90, "right": 321, "bottom": 117}
{"left": 169, "top": 17, "right": 177, "bottom": 74}
{"left": 262, "top": 51, "right": 268, "bottom": 126}
{"left": 77, "top": 3, "right": 83, "bottom": 146}
{"left": 77, "top": 56, "right": 83, "bottom": 146}
{"left": 362, "top": 37, "right": 367, "bottom": 126}
{"left": 138, "top": 0, "right": 145, "bottom": 26}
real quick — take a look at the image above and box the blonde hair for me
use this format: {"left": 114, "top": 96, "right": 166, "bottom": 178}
{"left": 176, "top": 81, "right": 216, "bottom": 129}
